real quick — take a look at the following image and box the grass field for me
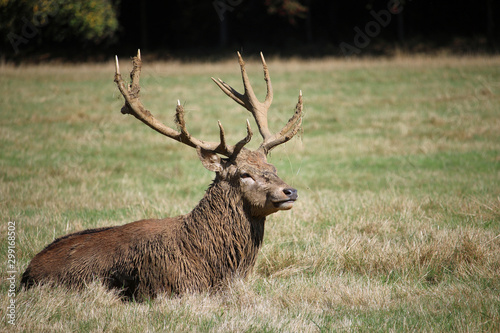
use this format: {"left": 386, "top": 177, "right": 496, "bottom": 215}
{"left": 1, "top": 54, "right": 499, "bottom": 332}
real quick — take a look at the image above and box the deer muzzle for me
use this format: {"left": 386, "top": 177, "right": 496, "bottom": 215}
{"left": 273, "top": 187, "right": 298, "bottom": 210}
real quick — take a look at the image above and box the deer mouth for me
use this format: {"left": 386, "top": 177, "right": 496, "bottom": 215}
{"left": 272, "top": 188, "right": 298, "bottom": 210}
{"left": 273, "top": 198, "right": 296, "bottom": 210}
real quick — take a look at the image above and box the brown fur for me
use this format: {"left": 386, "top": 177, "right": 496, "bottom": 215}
{"left": 21, "top": 149, "right": 297, "bottom": 300}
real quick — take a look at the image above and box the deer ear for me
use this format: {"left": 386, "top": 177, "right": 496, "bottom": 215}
{"left": 196, "top": 147, "right": 223, "bottom": 173}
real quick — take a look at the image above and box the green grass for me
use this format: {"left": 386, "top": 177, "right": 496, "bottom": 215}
{"left": 1, "top": 55, "right": 499, "bottom": 332}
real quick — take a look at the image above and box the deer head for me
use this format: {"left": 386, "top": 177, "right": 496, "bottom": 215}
{"left": 114, "top": 50, "right": 303, "bottom": 217}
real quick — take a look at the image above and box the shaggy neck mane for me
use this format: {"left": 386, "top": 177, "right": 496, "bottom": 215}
{"left": 183, "top": 179, "right": 265, "bottom": 281}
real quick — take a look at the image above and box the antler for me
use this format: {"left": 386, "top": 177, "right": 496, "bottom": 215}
{"left": 212, "top": 52, "right": 303, "bottom": 155}
{"left": 114, "top": 50, "right": 252, "bottom": 157}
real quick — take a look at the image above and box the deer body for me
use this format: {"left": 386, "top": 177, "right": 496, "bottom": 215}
{"left": 21, "top": 52, "right": 303, "bottom": 299}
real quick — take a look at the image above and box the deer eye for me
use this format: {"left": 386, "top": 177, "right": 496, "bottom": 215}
{"left": 240, "top": 172, "right": 252, "bottom": 179}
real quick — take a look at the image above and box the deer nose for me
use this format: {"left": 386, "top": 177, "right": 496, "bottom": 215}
{"left": 283, "top": 188, "right": 298, "bottom": 201}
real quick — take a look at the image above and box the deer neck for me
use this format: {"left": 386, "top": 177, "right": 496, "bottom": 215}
{"left": 184, "top": 180, "right": 265, "bottom": 275}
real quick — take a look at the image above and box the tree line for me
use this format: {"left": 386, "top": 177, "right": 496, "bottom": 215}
{"left": 1, "top": 0, "right": 498, "bottom": 60}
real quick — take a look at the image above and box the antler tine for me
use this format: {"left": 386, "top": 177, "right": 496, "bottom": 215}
{"left": 115, "top": 55, "right": 120, "bottom": 74}
{"left": 114, "top": 51, "right": 251, "bottom": 157}
{"left": 129, "top": 49, "right": 142, "bottom": 96}
{"left": 259, "top": 52, "right": 273, "bottom": 108}
{"left": 259, "top": 91, "right": 303, "bottom": 154}
{"left": 233, "top": 119, "right": 253, "bottom": 156}
{"left": 211, "top": 78, "right": 246, "bottom": 108}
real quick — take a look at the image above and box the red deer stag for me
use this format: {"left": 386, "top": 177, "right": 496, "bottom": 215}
{"left": 21, "top": 51, "right": 303, "bottom": 300}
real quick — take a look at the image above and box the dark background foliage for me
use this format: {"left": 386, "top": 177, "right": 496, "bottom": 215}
{"left": 1, "top": 0, "right": 498, "bottom": 61}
